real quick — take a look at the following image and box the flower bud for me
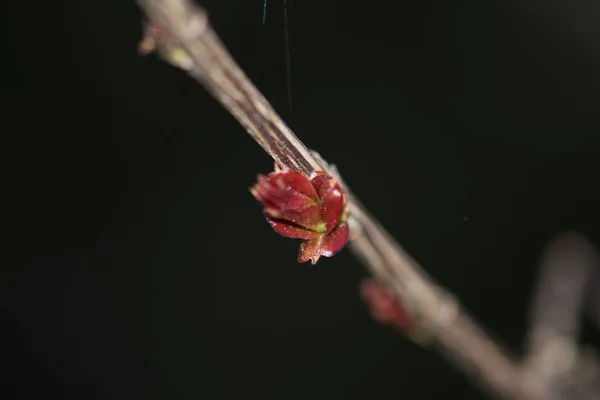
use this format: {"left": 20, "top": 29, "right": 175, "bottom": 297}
{"left": 251, "top": 170, "right": 349, "bottom": 264}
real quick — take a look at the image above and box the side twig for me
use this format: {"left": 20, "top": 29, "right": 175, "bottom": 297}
{"left": 134, "top": 1, "right": 552, "bottom": 399}
{"left": 525, "top": 231, "right": 600, "bottom": 400}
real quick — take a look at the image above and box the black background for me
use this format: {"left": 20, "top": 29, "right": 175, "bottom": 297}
{"left": 3, "top": 0, "right": 600, "bottom": 398}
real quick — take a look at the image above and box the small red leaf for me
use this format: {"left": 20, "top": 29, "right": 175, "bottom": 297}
{"left": 298, "top": 223, "right": 349, "bottom": 264}
{"left": 264, "top": 205, "right": 323, "bottom": 231}
{"left": 298, "top": 236, "right": 324, "bottom": 264}
{"left": 310, "top": 172, "right": 334, "bottom": 200}
{"left": 266, "top": 217, "right": 322, "bottom": 240}
{"left": 320, "top": 184, "right": 345, "bottom": 234}
{"left": 319, "top": 222, "right": 349, "bottom": 257}
{"left": 277, "top": 171, "right": 319, "bottom": 201}
{"left": 253, "top": 175, "right": 313, "bottom": 211}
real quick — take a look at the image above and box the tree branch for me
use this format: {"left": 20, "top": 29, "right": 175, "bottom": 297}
{"left": 135, "top": 1, "right": 554, "bottom": 398}
{"left": 525, "top": 231, "right": 600, "bottom": 399}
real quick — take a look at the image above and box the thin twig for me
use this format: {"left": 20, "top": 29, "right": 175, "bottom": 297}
{"left": 525, "top": 231, "right": 600, "bottom": 400}
{"left": 134, "top": 1, "right": 553, "bottom": 399}
{"left": 525, "top": 232, "right": 595, "bottom": 375}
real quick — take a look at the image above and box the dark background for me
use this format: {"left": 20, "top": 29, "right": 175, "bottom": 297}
{"left": 2, "top": 0, "right": 600, "bottom": 398}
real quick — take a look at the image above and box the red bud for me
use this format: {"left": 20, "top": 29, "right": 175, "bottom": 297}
{"left": 360, "top": 279, "right": 413, "bottom": 332}
{"left": 251, "top": 169, "right": 349, "bottom": 264}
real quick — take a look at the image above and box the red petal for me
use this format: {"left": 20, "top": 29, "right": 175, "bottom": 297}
{"left": 266, "top": 217, "right": 321, "bottom": 239}
{"left": 310, "top": 173, "right": 346, "bottom": 233}
{"left": 320, "top": 183, "right": 345, "bottom": 234}
{"left": 298, "top": 236, "right": 324, "bottom": 264}
{"left": 310, "top": 172, "right": 334, "bottom": 200}
{"left": 297, "top": 222, "right": 349, "bottom": 264}
{"left": 273, "top": 171, "right": 319, "bottom": 201}
{"left": 319, "top": 222, "right": 349, "bottom": 257}
{"left": 252, "top": 175, "right": 313, "bottom": 211}
{"left": 264, "top": 203, "right": 323, "bottom": 231}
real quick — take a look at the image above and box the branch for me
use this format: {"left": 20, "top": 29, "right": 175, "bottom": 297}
{"left": 525, "top": 231, "right": 600, "bottom": 399}
{"left": 525, "top": 232, "right": 595, "bottom": 373}
{"left": 134, "top": 1, "right": 552, "bottom": 399}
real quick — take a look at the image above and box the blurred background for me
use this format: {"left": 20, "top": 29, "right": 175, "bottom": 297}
{"left": 2, "top": 0, "right": 600, "bottom": 398}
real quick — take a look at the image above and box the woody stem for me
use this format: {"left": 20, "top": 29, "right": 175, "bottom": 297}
{"left": 135, "top": 1, "right": 553, "bottom": 399}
